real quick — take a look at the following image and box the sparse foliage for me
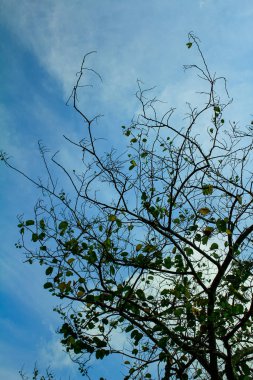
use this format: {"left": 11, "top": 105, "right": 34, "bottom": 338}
{"left": 3, "top": 34, "right": 253, "bottom": 380}
{"left": 19, "top": 365, "right": 56, "bottom": 380}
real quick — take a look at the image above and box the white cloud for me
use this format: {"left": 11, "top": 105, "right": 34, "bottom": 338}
{"left": 39, "top": 327, "right": 73, "bottom": 370}
{"left": 3, "top": 0, "right": 253, "bottom": 144}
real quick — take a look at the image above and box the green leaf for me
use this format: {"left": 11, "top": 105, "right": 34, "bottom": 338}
{"left": 108, "top": 214, "right": 117, "bottom": 222}
{"left": 174, "top": 308, "right": 184, "bottom": 317}
{"left": 73, "top": 340, "right": 86, "bottom": 354}
{"left": 216, "top": 219, "right": 227, "bottom": 233}
{"left": 157, "top": 337, "right": 168, "bottom": 348}
{"left": 129, "top": 162, "right": 137, "bottom": 170}
{"left": 59, "top": 221, "right": 68, "bottom": 230}
{"left": 39, "top": 219, "right": 46, "bottom": 229}
{"left": 38, "top": 232, "right": 46, "bottom": 240}
{"left": 194, "top": 368, "right": 202, "bottom": 379}
{"left": 194, "top": 233, "right": 202, "bottom": 242}
{"left": 95, "top": 349, "right": 109, "bottom": 359}
{"left": 236, "top": 195, "right": 242, "bottom": 205}
{"left": 210, "top": 243, "right": 219, "bottom": 250}
{"left": 87, "top": 251, "right": 97, "bottom": 264}
{"left": 44, "top": 282, "right": 53, "bottom": 289}
{"left": 131, "top": 329, "right": 143, "bottom": 345}
{"left": 58, "top": 282, "right": 67, "bottom": 292}
{"left": 25, "top": 220, "right": 35, "bottom": 226}
{"left": 214, "top": 106, "right": 221, "bottom": 114}
{"left": 202, "top": 235, "right": 209, "bottom": 245}
{"left": 143, "top": 244, "right": 156, "bottom": 253}
{"left": 116, "top": 219, "right": 122, "bottom": 228}
{"left": 164, "top": 256, "right": 172, "bottom": 269}
{"left": 45, "top": 267, "right": 53, "bottom": 276}
{"left": 125, "top": 324, "right": 134, "bottom": 333}
{"left": 198, "top": 207, "right": 210, "bottom": 215}
{"left": 202, "top": 185, "right": 213, "bottom": 195}
{"left": 186, "top": 42, "right": 192, "bottom": 48}
{"left": 85, "top": 294, "right": 95, "bottom": 303}
{"left": 93, "top": 336, "right": 107, "bottom": 348}
{"left": 32, "top": 233, "right": 39, "bottom": 242}
{"left": 136, "top": 289, "right": 146, "bottom": 300}
{"left": 185, "top": 247, "right": 193, "bottom": 256}
{"left": 136, "top": 244, "right": 142, "bottom": 252}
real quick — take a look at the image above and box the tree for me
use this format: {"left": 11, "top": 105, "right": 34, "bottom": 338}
{"left": 2, "top": 33, "right": 253, "bottom": 380}
{"left": 19, "top": 365, "right": 57, "bottom": 380}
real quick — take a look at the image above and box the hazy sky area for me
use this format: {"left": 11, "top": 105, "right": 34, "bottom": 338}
{"left": 1, "top": 1, "right": 253, "bottom": 379}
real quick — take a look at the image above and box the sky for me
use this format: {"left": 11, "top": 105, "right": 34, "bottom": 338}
{"left": 1, "top": 1, "right": 253, "bottom": 379}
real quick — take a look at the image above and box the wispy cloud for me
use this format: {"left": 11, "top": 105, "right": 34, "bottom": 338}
{"left": 39, "top": 328, "right": 73, "bottom": 370}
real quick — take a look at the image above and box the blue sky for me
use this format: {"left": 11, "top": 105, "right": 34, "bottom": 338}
{"left": 1, "top": 1, "right": 253, "bottom": 379}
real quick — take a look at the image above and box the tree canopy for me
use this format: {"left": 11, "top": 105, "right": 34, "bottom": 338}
{"left": 2, "top": 34, "right": 253, "bottom": 380}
